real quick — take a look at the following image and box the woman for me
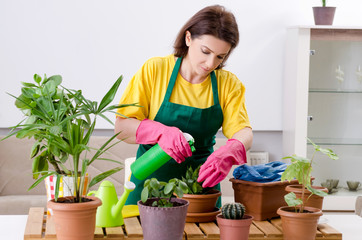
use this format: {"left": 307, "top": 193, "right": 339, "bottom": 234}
{"left": 115, "top": 5, "right": 253, "bottom": 205}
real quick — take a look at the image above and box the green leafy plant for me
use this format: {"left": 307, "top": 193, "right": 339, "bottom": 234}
{"left": 321, "top": 0, "right": 327, "bottom": 7}
{"left": 221, "top": 202, "right": 246, "bottom": 219}
{"left": 141, "top": 178, "right": 188, "bottom": 207}
{"left": 2, "top": 73, "right": 137, "bottom": 203}
{"left": 181, "top": 165, "right": 213, "bottom": 194}
{"left": 281, "top": 138, "right": 338, "bottom": 213}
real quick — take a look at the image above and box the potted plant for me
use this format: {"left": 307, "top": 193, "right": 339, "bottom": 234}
{"left": 216, "top": 202, "right": 253, "bottom": 240}
{"left": 277, "top": 138, "right": 338, "bottom": 240}
{"left": 2, "top": 73, "right": 136, "bottom": 240}
{"left": 313, "top": 0, "right": 336, "bottom": 25}
{"left": 179, "top": 165, "right": 221, "bottom": 222}
{"left": 138, "top": 178, "right": 189, "bottom": 240}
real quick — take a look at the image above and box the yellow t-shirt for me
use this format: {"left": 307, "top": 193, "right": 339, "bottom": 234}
{"left": 117, "top": 54, "right": 251, "bottom": 139}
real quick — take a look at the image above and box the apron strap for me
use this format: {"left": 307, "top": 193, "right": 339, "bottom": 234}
{"left": 210, "top": 71, "right": 219, "bottom": 105}
{"left": 164, "top": 57, "right": 182, "bottom": 102}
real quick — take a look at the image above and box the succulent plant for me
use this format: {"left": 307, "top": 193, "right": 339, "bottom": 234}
{"left": 221, "top": 202, "right": 246, "bottom": 219}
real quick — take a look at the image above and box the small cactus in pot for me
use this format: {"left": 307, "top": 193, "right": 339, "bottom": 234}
{"left": 217, "top": 202, "right": 253, "bottom": 240}
{"left": 221, "top": 202, "right": 246, "bottom": 219}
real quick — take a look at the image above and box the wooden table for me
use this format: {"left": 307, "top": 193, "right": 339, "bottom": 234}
{"left": 24, "top": 207, "right": 342, "bottom": 240}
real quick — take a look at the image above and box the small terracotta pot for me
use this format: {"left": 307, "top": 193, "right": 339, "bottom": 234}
{"left": 182, "top": 189, "right": 221, "bottom": 213}
{"left": 216, "top": 214, "right": 254, "bottom": 240}
{"left": 47, "top": 196, "right": 102, "bottom": 240}
{"left": 313, "top": 7, "right": 336, "bottom": 25}
{"left": 277, "top": 206, "right": 322, "bottom": 240}
{"left": 285, "top": 185, "right": 328, "bottom": 209}
{"left": 138, "top": 198, "right": 189, "bottom": 240}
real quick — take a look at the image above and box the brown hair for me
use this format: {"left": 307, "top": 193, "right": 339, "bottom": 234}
{"left": 173, "top": 5, "right": 239, "bottom": 69}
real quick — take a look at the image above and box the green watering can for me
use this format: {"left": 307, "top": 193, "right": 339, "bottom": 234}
{"left": 88, "top": 180, "right": 136, "bottom": 227}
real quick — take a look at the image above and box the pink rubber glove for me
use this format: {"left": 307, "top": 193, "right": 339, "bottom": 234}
{"left": 136, "top": 119, "right": 192, "bottom": 163}
{"left": 197, "top": 139, "right": 247, "bottom": 188}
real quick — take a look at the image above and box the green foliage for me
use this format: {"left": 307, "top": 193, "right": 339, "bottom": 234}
{"left": 221, "top": 202, "right": 246, "bottom": 219}
{"left": 141, "top": 178, "right": 188, "bottom": 208}
{"left": 281, "top": 138, "right": 338, "bottom": 212}
{"left": 181, "top": 165, "right": 213, "bottom": 194}
{"left": 321, "top": 0, "right": 326, "bottom": 7}
{"left": 2, "top": 73, "right": 138, "bottom": 203}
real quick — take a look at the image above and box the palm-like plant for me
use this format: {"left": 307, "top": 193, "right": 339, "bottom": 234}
{"left": 3, "top": 74, "right": 137, "bottom": 202}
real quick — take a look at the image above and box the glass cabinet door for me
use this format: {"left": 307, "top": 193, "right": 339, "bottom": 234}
{"left": 307, "top": 38, "right": 362, "bottom": 196}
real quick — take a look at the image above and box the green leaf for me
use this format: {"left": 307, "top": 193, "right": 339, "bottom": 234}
{"left": 164, "top": 182, "right": 175, "bottom": 195}
{"left": 307, "top": 185, "right": 328, "bottom": 197}
{"left": 179, "top": 181, "right": 189, "bottom": 193}
{"left": 28, "top": 172, "right": 54, "bottom": 191}
{"left": 174, "top": 186, "right": 184, "bottom": 198}
{"left": 141, "top": 187, "right": 149, "bottom": 203}
{"left": 34, "top": 74, "right": 42, "bottom": 84}
{"left": 21, "top": 82, "right": 37, "bottom": 88}
{"left": 97, "top": 75, "right": 123, "bottom": 112}
{"left": 14, "top": 94, "right": 32, "bottom": 110}
{"left": 89, "top": 167, "right": 122, "bottom": 187}
{"left": 284, "top": 192, "right": 303, "bottom": 207}
{"left": 30, "top": 142, "right": 40, "bottom": 158}
{"left": 47, "top": 75, "right": 62, "bottom": 86}
{"left": 149, "top": 178, "right": 160, "bottom": 190}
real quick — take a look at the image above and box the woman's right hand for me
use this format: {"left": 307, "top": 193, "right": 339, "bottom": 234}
{"left": 135, "top": 119, "right": 192, "bottom": 163}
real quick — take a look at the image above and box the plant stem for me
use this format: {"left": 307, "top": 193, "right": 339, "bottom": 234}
{"left": 48, "top": 154, "right": 62, "bottom": 174}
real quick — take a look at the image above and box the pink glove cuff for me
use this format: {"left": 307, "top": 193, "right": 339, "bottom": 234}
{"left": 225, "top": 139, "right": 247, "bottom": 165}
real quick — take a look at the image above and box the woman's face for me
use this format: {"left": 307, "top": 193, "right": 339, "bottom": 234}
{"left": 185, "top": 31, "right": 231, "bottom": 76}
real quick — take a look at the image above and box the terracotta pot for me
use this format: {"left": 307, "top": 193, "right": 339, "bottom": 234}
{"left": 216, "top": 214, "right": 254, "bottom": 240}
{"left": 313, "top": 7, "right": 336, "bottom": 25}
{"left": 137, "top": 198, "right": 189, "bottom": 240}
{"left": 182, "top": 189, "right": 221, "bottom": 213}
{"left": 285, "top": 185, "right": 328, "bottom": 210}
{"left": 45, "top": 174, "right": 90, "bottom": 215}
{"left": 47, "top": 196, "right": 102, "bottom": 240}
{"left": 230, "top": 178, "right": 299, "bottom": 220}
{"left": 277, "top": 206, "right": 322, "bottom": 240}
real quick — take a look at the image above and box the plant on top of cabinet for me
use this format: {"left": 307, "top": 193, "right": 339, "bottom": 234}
{"left": 313, "top": 0, "right": 336, "bottom": 25}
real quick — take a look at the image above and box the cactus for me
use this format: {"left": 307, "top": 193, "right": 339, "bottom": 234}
{"left": 221, "top": 203, "right": 246, "bottom": 219}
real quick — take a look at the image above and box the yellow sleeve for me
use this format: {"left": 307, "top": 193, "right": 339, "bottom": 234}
{"left": 116, "top": 60, "right": 153, "bottom": 120}
{"left": 219, "top": 71, "right": 251, "bottom": 138}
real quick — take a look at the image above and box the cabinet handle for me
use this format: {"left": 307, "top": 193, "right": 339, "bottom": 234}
{"left": 307, "top": 116, "right": 313, "bottom": 121}
{"left": 310, "top": 50, "right": 316, "bottom": 56}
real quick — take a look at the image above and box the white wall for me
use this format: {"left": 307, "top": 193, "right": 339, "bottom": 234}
{"left": 0, "top": 0, "right": 360, "bottom": 130}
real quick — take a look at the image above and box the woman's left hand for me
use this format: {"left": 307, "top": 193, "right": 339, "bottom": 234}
{"left": 197, "top": 139, "right": 247, "bottom": 188}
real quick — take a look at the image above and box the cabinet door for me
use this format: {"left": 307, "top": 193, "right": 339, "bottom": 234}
{"left": 307, "top": 30, "right": 362, "bottom": 195}
{"left": 283, "top": 28, "right": 362, "bottom": 210}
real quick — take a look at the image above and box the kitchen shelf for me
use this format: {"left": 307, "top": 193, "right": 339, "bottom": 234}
{"left": 309, "top": 89, "right": 362, "bottom": 93}
{"left": 307, "top": 138, "right": 362, "bottom": 146}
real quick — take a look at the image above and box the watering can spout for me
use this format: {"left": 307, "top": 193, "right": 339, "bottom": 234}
{"left": 112, "top": 181, "right": 136, "bottom": 219}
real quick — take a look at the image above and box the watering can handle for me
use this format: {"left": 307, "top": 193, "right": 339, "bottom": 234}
{"left": 87, "top": 190, "right": 97, "bottom": 196}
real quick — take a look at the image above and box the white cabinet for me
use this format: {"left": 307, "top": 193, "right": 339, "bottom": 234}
{"left": 283, "top": 26, "right": 362, "bottom": 211}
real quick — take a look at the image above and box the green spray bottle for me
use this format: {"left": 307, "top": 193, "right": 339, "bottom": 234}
{"left": 131, "top": 132, "right": 195, "bottom": 180}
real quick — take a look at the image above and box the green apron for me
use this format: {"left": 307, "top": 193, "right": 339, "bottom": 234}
{"left": 126, "top": 57, "right": 224, "bottom": 206}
